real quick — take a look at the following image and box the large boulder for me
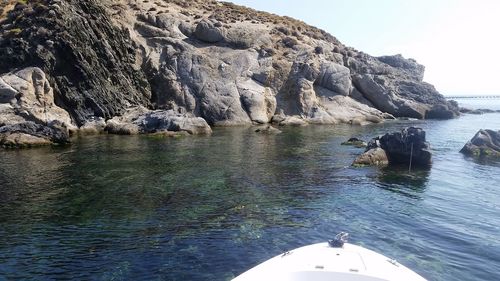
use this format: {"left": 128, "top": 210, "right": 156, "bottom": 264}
{"left": 0, "top": 68, "right": 74, "bottom": 127}
{"left": 194, "top": 20, "right": 225, "bottom": 43}
{"left": 460, "top": 129, "right": 500, "bottom": 158}
{"left": 134, "top": 110, "right": 212, "bottom": 135}
{"left": 353, "top": 147, "right": 389, "bottom": 166}
{"left": 0, "top": 122, "right": 70, "bottom": 148}
{"left": 237, "top": 79, "right": 276, "bottom": 124}
{"left": 0, "top": 68, "right": 76, "bottom": 148}
{"left": 314, "top": 62, "right": 351, "bottom": 96}
{"left": 352, "top": 74, "right": 429, "bottom": 119}
{"left": 105, "top": 107, "right": 212, "bottom": 135}
{"left": 353, "top": 127, "right": 432, "bottom": 167}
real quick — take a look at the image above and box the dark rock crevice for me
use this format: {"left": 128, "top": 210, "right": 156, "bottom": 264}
{"left": 0, "top": 0, "right": 152, "bottom": 126}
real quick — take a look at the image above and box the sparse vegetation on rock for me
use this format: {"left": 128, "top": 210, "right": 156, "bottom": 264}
{"left": 0, "top": 0, "right": 460, "bottom": 147}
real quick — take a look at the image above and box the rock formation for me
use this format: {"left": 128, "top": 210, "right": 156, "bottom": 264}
{"left": 460, "top": 129, "right": 500, "bottom": 158}
{"left": 0, "top": 121, "right": 70, "bottom": 148}
{"left": 354, "top": 127, "right": 432, "bottom": 167}
{"left": 0, "top": 67, "right": 75, "bottom": 146}
{"left": 105, "top": 106, "right": 212, "bottom": 135}
{"left": 0, "top": 0, "right": 460, "bottom": 147}
{"left": 353, "top": 147, "right": 389, "bottom": 166}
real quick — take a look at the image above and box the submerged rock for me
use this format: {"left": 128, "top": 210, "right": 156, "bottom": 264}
{"left": 255, "top": 125, "right": 282, "bottom": 134}
{"left": 460, "top": 129, "right": 500, "bottom": 158}
{"left": 341, "top": 137, "right": 367, "bottom": 148}
{"left": 468, "top": 109, "right": 496, "bottom": 115}
{"left": 353, "top": 127, "right": 432, "bottom": 167}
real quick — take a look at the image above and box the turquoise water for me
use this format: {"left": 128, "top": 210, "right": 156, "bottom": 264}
{"left": 1, "top": 109, "right": 500, "bottom": 280}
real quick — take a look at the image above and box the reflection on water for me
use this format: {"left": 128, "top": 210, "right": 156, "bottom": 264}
{"left": 1, "top": 113, "right": 500, "bottom": 280}
{"left": 375, "top": 166, "right": 430, "bottom": 199}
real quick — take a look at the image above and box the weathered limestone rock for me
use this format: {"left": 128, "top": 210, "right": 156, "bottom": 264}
{"left": 105, "top": 107, "right": 211, "bottom": 135}
{"left": 0, "top": 68, "right": 73, "bottom": 127}
{"left": 237, "top": 79, "right": 276, "bottom": 124}
{"left": 353, "top": 148, "right": 389, "bottom": 166}
{"left": 460, "top": 129, "right": 500, "bottom": 158}
{"left": 278, "top": 116, "right": 308, "bottom": 126}
{"left": 352, "top": 74, "right": 429, "bottom": 119}
{"left": 105, "top": 120, "right": 141, "bottom": 135}
{"left": 135, "top": 110, "right": 212, "bottom": 135}
{"left": 314, "top": 62, "right": 351, "bottom": 96}
{"left": 78, "top": 118, "right": 107, "bottom": 135}
{"left": 194, "top": 20, "right": 225, "bottom": 43}
{"left": 0, "top": 68, "right": 76, "bottom": 147}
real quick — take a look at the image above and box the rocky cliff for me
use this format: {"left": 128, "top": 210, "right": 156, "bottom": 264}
{"left": 0, "top": 0, "right": 459, "bottom": 145}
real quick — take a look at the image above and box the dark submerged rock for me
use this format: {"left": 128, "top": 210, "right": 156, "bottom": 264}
{"left": 341, "top": 137, "right": 367, "bottom": 148}
{"left": 468, "top": 109, "right": 496, "bottom": 115}
{"left": 255, "top": 125, "right": 281, "bottom": 134}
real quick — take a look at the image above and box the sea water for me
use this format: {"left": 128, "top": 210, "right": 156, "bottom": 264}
{"left": 0, "top": 100, "right": 499, "bottom": 281}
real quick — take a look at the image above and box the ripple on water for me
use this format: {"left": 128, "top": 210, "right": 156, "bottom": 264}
{"left": 1, "top": 111, "right": 500, "bottom": 280}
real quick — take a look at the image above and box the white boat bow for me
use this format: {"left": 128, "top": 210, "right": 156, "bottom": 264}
{"left": 233, "top": 233, "right": 427, "bottom": 281}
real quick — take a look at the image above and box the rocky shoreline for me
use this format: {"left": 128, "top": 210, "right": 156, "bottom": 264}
{"left": 1, "top": 0, "right": 460, "bottom": 147}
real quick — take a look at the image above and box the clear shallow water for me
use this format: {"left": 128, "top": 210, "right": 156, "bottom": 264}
{"left": 1, "top": 112, "right": 500, "bottom": 280}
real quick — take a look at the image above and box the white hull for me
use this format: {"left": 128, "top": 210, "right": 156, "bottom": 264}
{"left": 233, "top": 242, "right": 427, "bottom": 281}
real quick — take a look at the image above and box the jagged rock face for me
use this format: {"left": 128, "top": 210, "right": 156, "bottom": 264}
{"left": 0, "top": 67, "right": 72, "bottom": 126}
{"left": 0, "top": 0, "right": 151, "bottom": 125}
{"left": 0, "top": 67, "right": 75, "bottom": 146}
{"left": 0, "top": 0, "right": 459, "bottom": 131}
{"left": 460, "top": 129, "right": 500, "bottom": 158}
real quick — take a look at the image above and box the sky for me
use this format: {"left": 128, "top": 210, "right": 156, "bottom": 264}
{"left": 229, "top": 0, "right": 500, "bottom": 96}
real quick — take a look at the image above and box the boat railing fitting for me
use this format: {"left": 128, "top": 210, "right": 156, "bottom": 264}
{"left": 328, "top": 232, "right": 349, "bottom": 248}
